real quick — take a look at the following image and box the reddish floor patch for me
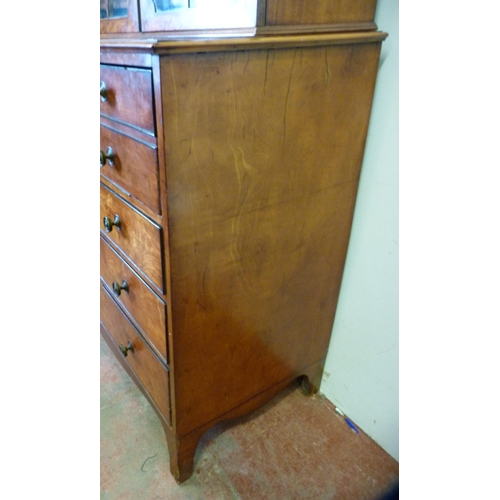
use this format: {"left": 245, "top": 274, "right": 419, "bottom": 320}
{"left": 101, "top": 336, "right": 398, "bottom": 499}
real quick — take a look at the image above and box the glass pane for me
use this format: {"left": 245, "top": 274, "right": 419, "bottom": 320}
{"left": 189, "top": 0, "right": 246, "bottom": 8}
{"left": 100, "top": 0, "right": 108, "bottom": 18}
{"left": 108, "top": 0, "right": 128, "bottom": 18}
{"left": 153, "top": 0, "right": 188, "bottom": 12}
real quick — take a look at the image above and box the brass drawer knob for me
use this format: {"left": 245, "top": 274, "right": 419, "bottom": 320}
{"left": 100, "top": 147, "right": 115, "bottom": 167}
{"left": 100, "top": 81, "right": 108, "bottom": 102}
{"left": 119, "top": 341, "right": 134, "bottom": 357}
{"left": 112, "top": 280, "right": 129, "bottom": 297}
{"left": 103, "top": 214, "right": 121, "bottom": 233}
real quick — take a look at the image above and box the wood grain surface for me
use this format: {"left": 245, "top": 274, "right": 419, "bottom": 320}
{"left": 265, "top": 0, "right": 377, "bottom": 26}
{"left": 160, "top": 41, "right": 382, "bottom": 435}
{"left": 100, "top": 124, "right": 161, "bottom": 214}
{"left": 100, "top": 236, "right": 168, "bottom": 363}
{"left": 100, "top": 283, "right": 171, "bottom": 422}
{"left": 100, "top": 64, "right": 155, "bottom": 134}
{"left": 100, "top": 183, "right": 165, "bottom": 292}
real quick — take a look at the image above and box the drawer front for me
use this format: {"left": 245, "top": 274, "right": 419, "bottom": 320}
{"left": 100, "top": 236, "right": 168, "bottom": 363}
{"left": 100, "top": 125, "right": 160, "bottom": 214}
{"left": 100, "top": 183, "right": 164, "bottom": 292}
{"left": 100, "top": 284, "right": 171, "bottom": 423}
{"left": 100, "top": 65, "right": 155, "bottom": 134}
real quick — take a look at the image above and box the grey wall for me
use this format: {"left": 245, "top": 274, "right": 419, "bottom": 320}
{"left": 320, "top": 0, "right": 399, "bottom": 461}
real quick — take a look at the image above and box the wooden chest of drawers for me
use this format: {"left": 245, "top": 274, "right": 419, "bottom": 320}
{"left": 100, "top": 31, "right": 386, "bottom": 483}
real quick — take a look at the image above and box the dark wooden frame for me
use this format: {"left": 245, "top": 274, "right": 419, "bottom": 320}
{"left": 100, "top": 0, "right": 140, "bottom": 34}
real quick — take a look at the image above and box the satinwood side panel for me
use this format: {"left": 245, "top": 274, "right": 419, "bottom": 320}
{"left": 161, "top": 42, "right": 381, "bottom": 435}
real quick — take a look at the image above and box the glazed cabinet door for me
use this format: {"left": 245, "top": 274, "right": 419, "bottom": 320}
{"left": 100, "top": 0, "right": 140, "bottom": 33}
{"left": 140, "top": 0, "right": 258, "bottom": 32}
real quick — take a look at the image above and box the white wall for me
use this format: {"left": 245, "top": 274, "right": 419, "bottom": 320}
{"left": 320, "top": 0, "right": 399, "bottom": 460}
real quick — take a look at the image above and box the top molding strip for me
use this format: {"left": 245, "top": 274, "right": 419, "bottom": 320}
{"left": 100, "top": 31, "right": 388, "bottom": 55}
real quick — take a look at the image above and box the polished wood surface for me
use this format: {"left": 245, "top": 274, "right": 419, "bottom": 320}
{"left": 100, "top": 114, "right": 157, "bottom": 148}
{"left": 255, "top": 21, "right": 378, "bottom": 36}
{"left": 265, "top": 0, "right": 377, "bottom": 26}
{"left": 161, "top": 41, "right": 382, "bottom": 435}
{"left": 100, "top": 49, "right": 152, "bottom": 68}
{"left": 100, "top": 284, "right": 171, "bottom": 422}
{"left": 100, "top": 183, "right": 164, "bottom": 292}
{"left": 100, "top": 236, "right": 168, "bottom": 363}
{"left": 99, "top": 27, "right": 386, "bottom": 484}
{"left": 100, "top": 124, "right": 161, "bottom": 214}
{"left": 150, "top": 31, "right": 388, "bottom": 54}
{"left": 100, "top": 65, "right": 155, "bottom": 134}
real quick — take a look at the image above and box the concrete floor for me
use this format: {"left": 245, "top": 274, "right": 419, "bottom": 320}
{"left": 101, "top": 335, "right": 398, "bottom": 500}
